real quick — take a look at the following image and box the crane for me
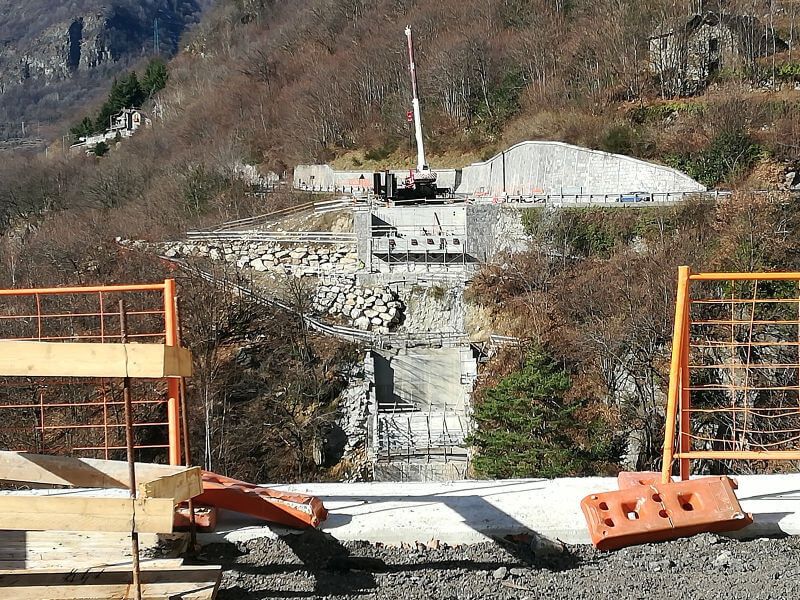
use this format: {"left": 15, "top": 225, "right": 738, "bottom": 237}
{"left": 404, "top": 25, "right": 437, "bottom": 197}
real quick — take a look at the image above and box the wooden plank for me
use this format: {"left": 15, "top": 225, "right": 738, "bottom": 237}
{"left": 0, "top": 451, "right": 187, "bottom": 488}
{"left": 0, "top": 496, "right": 174, "bottom": 533}
{"left": 0, "top": 565, "right": 221, "bottom": 600}
{"left": 0, "top": 558, "right": 184, "bottom": 570}
{"left": 139, "top": 466, "right": 202, "bottom": 502}
{"left": 0, "top": 531, "right": 187, "bottom": 565}
{"left": 0, "top": 340, "right": 192, "bottom": 378}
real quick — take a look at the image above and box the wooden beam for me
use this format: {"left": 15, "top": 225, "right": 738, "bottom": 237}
{"left": 0, "top": 531, "right": 187, "bottom": 565}
{"left": 0, "top": 565, "right": 222, "bottom": 600}
{"left": 0, "top": 495, "right": 174, "bottom": 533}
{"left": 0, "top": 451, "right": 188, "bottom": 488}
{"left": 0, "top": 558, "right": 185, "bottom": 570}
{"left": 138, "top": 466, "right": 202, "bottom": 502}
{"left": 0, "top": 340, "right": 192, "bottom": 378}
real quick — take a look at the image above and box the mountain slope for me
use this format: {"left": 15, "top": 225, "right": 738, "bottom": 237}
{"left": 0, "top": 0, "right": 212, "bottom": 137}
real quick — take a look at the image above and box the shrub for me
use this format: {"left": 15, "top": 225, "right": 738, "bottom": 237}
{"left": 666, "top": 127, "right": 761, "bottom": 186}
{"left": 92, "top": 141, "right": 109, "bottom": 157}
{"left": 601, "top": 124, "right": 635, "bottom": 155}
{"left": 468, "top": 349, "right": 619, "bottom": 479}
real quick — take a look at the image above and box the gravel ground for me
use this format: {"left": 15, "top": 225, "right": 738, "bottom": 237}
{"left": 201, "top": 530, "right": 800, "bottom": 600}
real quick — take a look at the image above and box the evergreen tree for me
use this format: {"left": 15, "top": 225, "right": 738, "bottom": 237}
{"left": 92, "top": 141, "right": 110, "bottom": 157}
{"left": 69, "top": 116, "right": 95, "bottom": 141}
{"left": 469, "top": 349, "right": 618, "bottom": 478}
{"left": 142, "top": 58, "right": 169, "bottom": 97}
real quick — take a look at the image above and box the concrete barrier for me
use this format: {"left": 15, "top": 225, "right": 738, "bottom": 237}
{"left": 206, "top": 475, "right": 800, "bottom": 546}
{"left": 456, "top": 141, "right": 705, "bottom": 196}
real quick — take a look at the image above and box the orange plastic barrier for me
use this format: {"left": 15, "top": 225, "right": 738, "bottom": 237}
{"left": 195, "top": 471, "right": 328, "bottom": 529}
{"left": 581, "top": 476, "right": 752, "bottom": 551}
{"left": 174, "top": 505, "right": 218, "bottom": 532}
{"left": 617, "top": 470, "right": 663, "bottom": 489}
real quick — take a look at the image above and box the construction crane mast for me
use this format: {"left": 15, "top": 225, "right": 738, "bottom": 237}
{"left": 373, "top": 27, "right": 448, "bottom": 203}
{"left": 403, "top": 26, "right": 437, "bottom": 198}
{"left": 405, "top": 26, "right": 433, "bottom": 180}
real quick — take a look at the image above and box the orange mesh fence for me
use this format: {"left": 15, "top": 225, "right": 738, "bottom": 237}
{"left": 0, "top": 281, "right": 182, "bottom": 465}
{"left": 662, "top": 268, "right": 800, "bottom": 481}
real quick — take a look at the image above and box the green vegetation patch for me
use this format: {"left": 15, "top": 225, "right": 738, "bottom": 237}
{"left": 468, "top": 349, "right": 619, "bottom": 479}
{"left": 70, "top": 58, "right": 169, "bottom": 140}
{"left": 666, "top": 127, "right": 762, "bottom": 187}
{"left": 523, "top": 206, "right": 687, "bottom": 258}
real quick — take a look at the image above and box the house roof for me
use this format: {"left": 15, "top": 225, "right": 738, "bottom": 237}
{"left": 649, "top": 11, "right": 788, "bottom": 55}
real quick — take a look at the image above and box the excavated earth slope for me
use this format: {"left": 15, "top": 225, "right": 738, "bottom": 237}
{"left": 207, "top": 531, "right": 800, "bottom": 599}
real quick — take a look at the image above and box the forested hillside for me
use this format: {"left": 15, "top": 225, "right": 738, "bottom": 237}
{"left": 2, "top": 0, "right": 800, "bottom": 480}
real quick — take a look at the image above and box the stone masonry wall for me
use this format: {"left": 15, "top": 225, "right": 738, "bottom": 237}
{"left": 160, "top": 240, "right": 361, "bottom": 277}
{"left": 312, "top": 276, "right": 403, "bottom": 333}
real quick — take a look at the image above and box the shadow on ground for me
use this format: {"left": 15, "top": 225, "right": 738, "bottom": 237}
{"left": 207, "top": 492, "right": 582, "bottom": 599}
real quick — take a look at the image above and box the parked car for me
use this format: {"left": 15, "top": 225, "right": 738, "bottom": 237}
{"left": 617, "top": 191, "right": 652, "bottom": 203}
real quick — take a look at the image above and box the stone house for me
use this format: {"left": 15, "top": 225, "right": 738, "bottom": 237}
{"left": 649, "top": 11, "right": 787, "bottom": 95}
{"left": 70, "top": 108, "right": 151, "bottom": 154}
{"left": 109, "top": 108, "right": 151, "bottom": 136}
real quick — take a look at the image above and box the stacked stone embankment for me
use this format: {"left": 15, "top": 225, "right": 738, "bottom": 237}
{"left": 120, "top": 239, "right": 407, "bottom": 333}
{"left": 159, "top": 241, "right": 362, "bottom": 276}
{"left": 312, "top": 277, "right": 403, "bottom": 333}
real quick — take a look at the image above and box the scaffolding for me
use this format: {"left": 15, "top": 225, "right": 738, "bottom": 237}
{"left": 370, "top": 224, "right": 472, "bottom": 273}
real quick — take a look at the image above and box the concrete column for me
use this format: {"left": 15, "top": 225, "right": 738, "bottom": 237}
{"left": 354, "top": 210, "right": 373, "bottom": 272}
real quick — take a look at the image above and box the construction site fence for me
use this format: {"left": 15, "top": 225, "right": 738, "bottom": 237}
{"left": 467, "top": 189, "right": 734, "bottom": 206}
{"left": 0, "top": 280, "right": 182, "bottom": 466}
{"left": 662, "top": 267, "right": 800, "bottom": 483}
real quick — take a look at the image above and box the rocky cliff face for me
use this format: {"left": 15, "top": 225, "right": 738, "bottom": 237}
{"left": 0, "top": 14, "right": 110, "bottom": 88}
{"left": 0, "top": 0, "right": 210, "bottom": 127}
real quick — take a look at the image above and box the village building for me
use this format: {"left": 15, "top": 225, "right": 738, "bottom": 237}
{"left": 70, "top": 108, "right": 151, "bottom": 154}
{"left": 649, "top": 11, "right": 787, "bottom": 95}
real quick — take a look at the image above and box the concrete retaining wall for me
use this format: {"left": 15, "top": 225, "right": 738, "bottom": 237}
{"left": 456, "top": 141, "right": 706, "bottom": 196}
{"left": 465, "top": 204, "right": 529, "bottom": 261}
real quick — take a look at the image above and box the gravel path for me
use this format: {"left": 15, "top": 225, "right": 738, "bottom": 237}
{"left": 202, "top": 530, "right": 800, "bottom": 600}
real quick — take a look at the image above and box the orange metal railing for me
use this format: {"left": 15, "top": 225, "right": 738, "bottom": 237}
{"left": 662, "top": 267, "right": 800, "bottom": 482}
{"left": 0, "top": 280, "right": 182, "bottom": 465}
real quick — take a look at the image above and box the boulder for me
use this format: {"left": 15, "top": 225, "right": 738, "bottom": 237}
{"left": 370, "top": 317, "right": 383, "bottom": 325}
{"left": 364, "top": 309, "right": 379, "bottom": 319}
{"left": 354, "top": 316, "right": 371, "bottom": 330}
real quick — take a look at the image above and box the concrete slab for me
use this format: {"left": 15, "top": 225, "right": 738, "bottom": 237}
{"left": 200, "top": 475, "right": 800, "bottom": 546}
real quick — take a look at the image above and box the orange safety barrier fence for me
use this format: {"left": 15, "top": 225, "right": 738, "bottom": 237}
{"left": 662, "top": 267, "right": 800, "bottom": 482}
{"left": 0, "top": 280, "right": 182, "bottom": 465}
